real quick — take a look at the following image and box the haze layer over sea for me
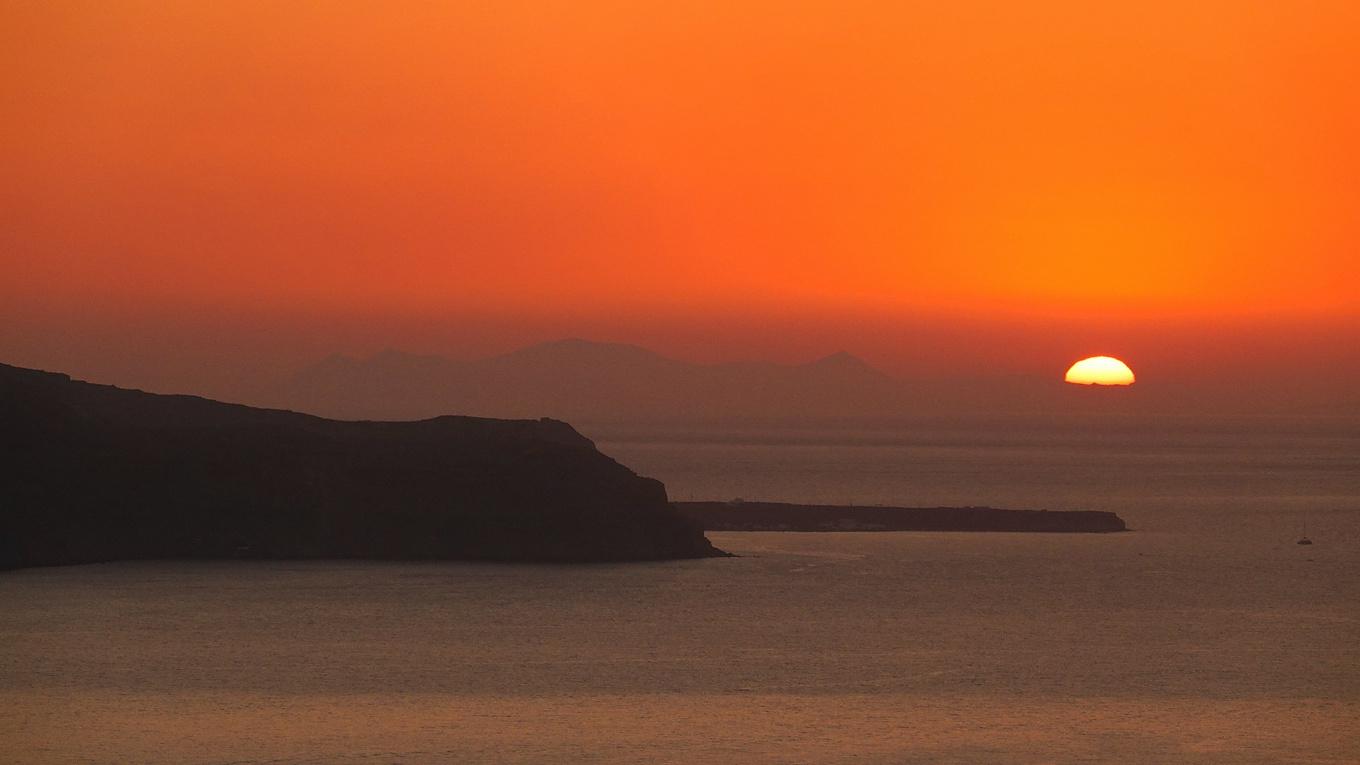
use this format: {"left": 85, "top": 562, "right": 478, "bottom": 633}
{"left": 3, "top": 414, "right": 1357, "bottom": 763}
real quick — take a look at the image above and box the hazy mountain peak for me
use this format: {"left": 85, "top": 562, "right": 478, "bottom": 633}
{"left": 801, "top": 350, "right": 889, "bottom": 377}
{"left": 278, "top": 338, "right": 907, "bottom": 421}
{"left": 366, "top": 348, "right": 437, "bottom": 365}
{"left": 502, "top": 338, "right": 680, "bottom": 367}
{"left": 277, "top": 337, "right": 1232, "bottom": 422}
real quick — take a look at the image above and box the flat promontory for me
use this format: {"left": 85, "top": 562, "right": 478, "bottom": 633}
{"left": 676, "top": 501, "right": 1127, "bottom": 533}
{"left": 0, "top": 363, "right": 725, "bottom": 569}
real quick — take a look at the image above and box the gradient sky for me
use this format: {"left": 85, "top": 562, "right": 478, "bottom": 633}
{"left": 2, "top": 1, "right": 1358, "bottom": 397}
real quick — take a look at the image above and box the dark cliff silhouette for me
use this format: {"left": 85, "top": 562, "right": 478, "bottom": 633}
{"left": 0, "top": 363, "right": 725, "bottom": 569}
{"left": 677, "top": 501, "right": 1127, "bottom": 533}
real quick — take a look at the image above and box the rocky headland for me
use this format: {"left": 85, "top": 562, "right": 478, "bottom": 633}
{"left": 677, "top": 501, "right": 1127, "bottom": 533}
{"left": 0, "top": 363, "right": 725, "bottom": 569}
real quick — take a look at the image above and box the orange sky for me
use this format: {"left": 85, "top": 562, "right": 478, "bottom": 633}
{"left": 2, "top": 1, "right": 1358, "bottom": 395}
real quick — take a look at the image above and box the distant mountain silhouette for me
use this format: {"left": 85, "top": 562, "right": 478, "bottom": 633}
{"left": 276, "top": 339, "right": 906, "bottom": 421}
{"left": 0, "top": 362, "right": 724, "bottom": 569}
{"left": 274, "top": 339, "right": 1235, "bottom": 421}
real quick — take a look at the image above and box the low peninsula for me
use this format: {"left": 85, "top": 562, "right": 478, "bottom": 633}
{"left": 0, "top": 363, "right": 726, "bottom": 569}
{"left": 676, "top": 501, "right": 1127, "bottom": 533}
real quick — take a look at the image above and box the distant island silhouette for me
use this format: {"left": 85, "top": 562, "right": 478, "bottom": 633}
{"left": 276, "top": 339, "right": 902, "bottom": 421}
{"left": 676, "top": 501, "right": 1127, "bottom": 534}
{"left": 0, "top": 362, "right": 725, "bottom": 569}
{"left": 272, "top": 338, "right": 1269, "bottom": 422}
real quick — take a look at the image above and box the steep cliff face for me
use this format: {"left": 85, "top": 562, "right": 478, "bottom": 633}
{"left": 0, "top": 363, "right": 725, "bottom": 568}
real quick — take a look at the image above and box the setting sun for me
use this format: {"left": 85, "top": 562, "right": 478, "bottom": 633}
{"left": 1065, "top": 356, "right": 1135, "bottom": 385}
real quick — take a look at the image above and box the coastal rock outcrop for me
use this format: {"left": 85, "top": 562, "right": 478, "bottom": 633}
{"left": 677, "top": 501, "right": 1127, "bottom": 533}
{"left": 0, "top": 363, "right": 725, "bottom": 569}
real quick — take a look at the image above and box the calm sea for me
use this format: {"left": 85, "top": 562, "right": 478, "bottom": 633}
{"left": 3, "top": 415, "right": 1357, "bottom": 763}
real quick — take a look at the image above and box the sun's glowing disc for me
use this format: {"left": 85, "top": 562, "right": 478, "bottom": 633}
{"left": 1065, "top": 356, "right": 1135, "bottom": 385}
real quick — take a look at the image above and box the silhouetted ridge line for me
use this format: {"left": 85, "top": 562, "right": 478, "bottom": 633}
{"left": 275, "top": 338, "right": 1256, "bottom": 422}
{"left": 275, "top": 339, "right": 905, "bottom": 421}
{"left": 0, "top": 362, "right": 725, "bottom": 569}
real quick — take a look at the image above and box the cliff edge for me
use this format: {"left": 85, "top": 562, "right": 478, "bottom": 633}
{"left": 0, "top": 363, "right": 725, "bottom": 568}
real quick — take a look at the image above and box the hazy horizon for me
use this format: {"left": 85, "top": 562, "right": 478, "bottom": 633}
{"left": 3, "top": 312, "right": 1357, "bottom": 417}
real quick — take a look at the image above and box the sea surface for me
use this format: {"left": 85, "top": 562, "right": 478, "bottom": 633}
{"left": 3, "top": 415, "right": 1358, "bottom": 763}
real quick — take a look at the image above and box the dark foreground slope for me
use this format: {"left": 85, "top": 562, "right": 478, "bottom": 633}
{"left": 677, "top": 501, "right": 1127, "bottom": 533}
{"left": 0, "top": 363, "right": 724, "bottom": 569}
